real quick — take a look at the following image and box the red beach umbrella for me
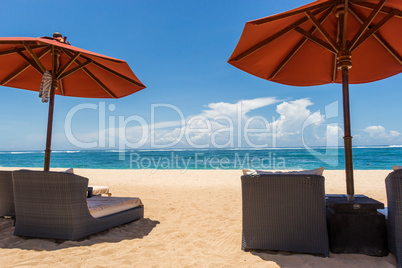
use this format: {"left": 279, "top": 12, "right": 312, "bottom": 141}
{"left": 228, "top": 0, "right": 402, "bottom": 201}
{"left": 0, "top": 33, "right": 146, "bottom": 171}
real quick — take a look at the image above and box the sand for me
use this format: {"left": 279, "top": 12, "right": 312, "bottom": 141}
{"left": 0, "top": 168, "right": 398, "bottom": 267}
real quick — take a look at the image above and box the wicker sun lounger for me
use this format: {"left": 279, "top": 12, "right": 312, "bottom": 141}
{"left": 385, "top": 169, "right": 402, "bottom": 268}
{"left": 0, "top": 171, "right": 14, "bottom": 217}
{"left": 12, "top": 170, "right": 144, "bottom": 240}
{"left": 241, "top": 173, "right": 329, "bottom": 256}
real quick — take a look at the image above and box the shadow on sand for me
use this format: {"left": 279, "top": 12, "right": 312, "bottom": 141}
{"left": 0, "top": 217, "right": 159, "bottom": 251}
{"left": 249, "top": 249, "right": 397, "bottom": 268}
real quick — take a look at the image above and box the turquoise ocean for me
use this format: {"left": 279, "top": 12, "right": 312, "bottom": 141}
{"left": 0, "top": 146, "right": 401, "bottom": 170}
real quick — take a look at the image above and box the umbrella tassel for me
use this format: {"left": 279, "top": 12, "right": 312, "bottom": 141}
{"left": 39, "top": 71, "right": 52, "bottom": 103}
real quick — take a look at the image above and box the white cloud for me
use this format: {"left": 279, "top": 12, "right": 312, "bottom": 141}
{"left": 364, "top": 125, "right": 401, "bottom": 139}
{"left": 326, "top": 125, "right": 343, "bottom": 147}
{"left": 62, "top": 97, "right": 335, "bottom": 149}
{"left": 187, "top": 97, "right": 327, "bottom": 147}
{"left": 114, "top": 97, "right": 282, "bottom": 148}
{"left": 202, "top": 97, "right": 279, "bottom": 119}
{"left": 270, "top": 98, "right": 323, "bottom": 138}
{"left": 327, "top": 125, "right": 343, "bottom": 138}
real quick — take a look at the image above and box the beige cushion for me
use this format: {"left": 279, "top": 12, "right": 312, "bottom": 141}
{"left": 87, "top": 196, "right": 143, "bottom": 218}
{"left": 89, "top": 185, "right": 111, "bottom": 196}
{"left": 393, "top": 165, "right": 402, "bottom": 171}
{"left": 242, "top": 167, "right": 324, "bottom": 176}
{"left": 242, "top": 169, "right": 258, "bottom": 175}
{"left": 64, "top": 168, "right": 74, "bottom": 173}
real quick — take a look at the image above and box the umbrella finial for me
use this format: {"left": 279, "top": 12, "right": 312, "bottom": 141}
{"left": 52, "top": 32, "right": 69, "bottom": 44}
{"left": 53, "top": 32, "right": 62, "bottom": 38}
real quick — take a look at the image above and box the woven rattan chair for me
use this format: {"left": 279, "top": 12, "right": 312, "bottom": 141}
{"left": 241, "top": 173, "right": 329, "bottom": 256}
{"left": 12, "top": 170, "right": 144, "bottom": 240}
{"left": 385, "top": 169, "right": 402, "bottom": 267}
{"left": 0, "top": 171, "right": 14, "bottom": 217}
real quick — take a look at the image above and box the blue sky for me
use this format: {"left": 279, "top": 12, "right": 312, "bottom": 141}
{"left": 1, "top": 0, "right": 401, "bottom": 151}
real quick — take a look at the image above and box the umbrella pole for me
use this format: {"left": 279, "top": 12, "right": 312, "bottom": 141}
{"left": 44, "top": 83, "right": 56, "bottom": 171}
{"left": 341, "top": 66, "right": 354, "bottom": 201}
{"left": 44, "top": 46, "right": 61, "bottom": 171}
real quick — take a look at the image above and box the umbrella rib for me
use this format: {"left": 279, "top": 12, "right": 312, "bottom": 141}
{"left": 0, "top": 48, "right": 23, "bottom": 57}
{"left": 1, "top": 47, "right": 51, "bottom": 86}
{"left": 373, "top": 33, "right": 402, "bottom": 65}
{"left": 57, "top": 60, "right": 92, "bottom": 81}
{"left": 351, "top": 1, "right": 402, "bottom": 18}
{"left": 350, "top": 9, "right": 396, "bottom": 52}
{"left": 349, "top": 0, "right": 387, "bottom": 51}
{"left": 269, "top": 7, "right": 334, "bottom": 80}
{"left": 349, "top": 6, "right": 402, "bottom": 64}
{"left": 269, "top": 40, "right": 306, "bottom": 80}
{"left": 62, "top": 47, "right": 143, "bottom": 87}
{"left": 47, "top": 47, "right": 124, "bottom": 63}
{"left": 0, "top": 45, "right": 47, "bottom": 56}
{"left": 0, "top": 40, "right": 38, "bottom": 45}
{"left": 252, "top": 0, "right": 333, "bottom": 25}
{"left": 63, "top": 49, "right": 117, "bottom": 98}
{"left": 82, "top": 68, "right": 117, "bottom": 98}
{"left": 231, "top": 6, "right": 329, "bottom": 61}
{"left": 56, "top": 51, "right": 81, "bottom": 80}
{"left": 332, "top": 54, "right": 337, "bottom": 82}
{"left": 59, "top": 79, "right": 65, "bottom": 95}
{"left": 293, "top": 27, "right": 337, "bottom": 54}
{"left": 305, "top": 11, "right": 338, "bottom": 52}
{"left": 81, "top": 55, "right": 145, "bottom": 88}
{"left": 22, "top": 42, "right": 46, "bottom": 74}
{"left": 15, "top": 49, "right": 44, "bottom": 75}
{"left": 52, "top": 45, "right": 56, "bottom": 79}
{"left": 342, "top": 0, "right": 349, "bottom": 50}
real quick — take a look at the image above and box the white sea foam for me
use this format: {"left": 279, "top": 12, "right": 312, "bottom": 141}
{"left": 354, "top": 145, "right": 393, "bottom": 149}
{"left": 52, "top": 150, "right": 81, "bottom": 153}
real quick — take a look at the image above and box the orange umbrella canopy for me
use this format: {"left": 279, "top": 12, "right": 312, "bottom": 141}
{"left": 228, "top": 0, "right": 402, "bottom": 86}
{"left": 0, "top": 36, "right": 145, "bottom": 98}
{"left": 0, "top": 34, "right": 146, "bottom": 171}
{"left": 229, "top": 0, "right": 401, "bottom": 201}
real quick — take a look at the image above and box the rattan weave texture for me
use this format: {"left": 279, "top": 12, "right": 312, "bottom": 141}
{"left": 12, "top": 170, "right": 143, "bottom": 240}
{"left": 241, "top": 174, "right": 329, "bottom": 256}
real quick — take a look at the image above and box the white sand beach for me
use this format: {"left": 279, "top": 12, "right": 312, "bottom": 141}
{"left": 0, "top": 168, "right": 398, "bottom": 267}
